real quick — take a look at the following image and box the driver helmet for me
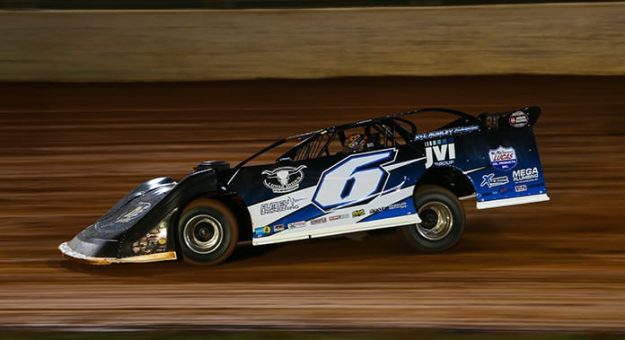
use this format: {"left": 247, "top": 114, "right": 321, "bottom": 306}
{"left": 345, "top": 133, "right": 367, "bottom": 153}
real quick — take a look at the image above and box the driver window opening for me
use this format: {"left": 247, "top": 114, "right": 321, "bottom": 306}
{"left": 282, "top": 122, "right": 403, "bottom": 163}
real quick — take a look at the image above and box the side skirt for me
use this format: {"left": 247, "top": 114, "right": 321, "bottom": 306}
{"left": 476, "top": 193, "right": 550, "bottom": 209}
{"left": 252, "top": 214, "right": 421, "bottom": 246}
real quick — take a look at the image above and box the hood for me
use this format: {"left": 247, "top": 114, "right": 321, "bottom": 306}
{"left": 63, "top": 177, "right": 177, "bottom": 262}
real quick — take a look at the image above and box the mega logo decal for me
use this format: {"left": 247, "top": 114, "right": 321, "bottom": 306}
{"left": 509, "top": 111, "right": 529, "bottom": 128}
{"left": 425, "top": 139, "right": 456, "bottom": 168}
{"left": 512, "top": 167, "right": 539, "bottom": 183}
{"left": 489, "top": 146, "right": 517, "bottom": 171}
{"left": 260, "top": 197, "right": 304, "bottom": 215}
{"left": 480, "top": 173, "right": 509, "bottom": 188}
{"left": 262, "top": 165, "right": 307, "bottom": 193}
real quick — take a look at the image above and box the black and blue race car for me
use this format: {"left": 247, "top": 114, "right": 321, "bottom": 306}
{"left": 59, "top": 107, "right": 549, "bottom": 265}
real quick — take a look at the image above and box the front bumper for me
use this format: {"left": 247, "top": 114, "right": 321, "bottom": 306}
{"left": 59, "top": 241, "right": 177, "bottom": 265}
{"left": 59, "top": 176, "right": 180, "bottom": 265}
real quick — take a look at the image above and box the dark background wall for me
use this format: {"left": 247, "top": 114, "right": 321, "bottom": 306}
{"left": 2, "top": 0, "right": 622, "bottom": 9}
{"left": 1, "top": 2, "right": 624, "bottom": 81}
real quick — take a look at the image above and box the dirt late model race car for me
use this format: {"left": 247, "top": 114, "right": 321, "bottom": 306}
{"left": 59, "top": 107, "right": 549, "bottom": 265}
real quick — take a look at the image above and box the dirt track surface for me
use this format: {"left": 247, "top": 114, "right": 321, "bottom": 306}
{"left": 1, "top": 76, "right": 625, "bottom": 331}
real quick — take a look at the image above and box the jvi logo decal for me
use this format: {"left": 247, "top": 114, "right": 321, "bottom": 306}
{"left": 425, "top": 139, "right": 456, "bottom": 168}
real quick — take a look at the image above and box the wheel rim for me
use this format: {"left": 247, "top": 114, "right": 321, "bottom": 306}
{"left": 183, "top": 214, "right": 224, "bottom": 254}
{"left": 416, "top": 201, "right": 453, "bottom": 241}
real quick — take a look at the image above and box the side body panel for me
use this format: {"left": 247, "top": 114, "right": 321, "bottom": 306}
{"left": 228, "top": 146, "right": 425, "bottom": 245}
{"left": 228, "top": 108, "right": 548, "bottom": 245}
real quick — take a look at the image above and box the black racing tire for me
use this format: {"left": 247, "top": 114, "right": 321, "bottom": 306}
{"left": 177, "top": 198, "right": 238, "bottom": 265}
{"left": 399, "top": 185, "right": 465, "bottom": 253}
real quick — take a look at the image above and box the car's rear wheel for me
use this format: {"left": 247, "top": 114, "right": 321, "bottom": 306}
{"left": 177, "top": 198, "right": 238, "bottom": 265}
{"left": 399, "top": 185, "right": 465, "bottom": 252}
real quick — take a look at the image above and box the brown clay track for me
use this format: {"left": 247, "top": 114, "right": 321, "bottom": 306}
{"left": 1, "top": 76, "right": 625, "bottom": 331}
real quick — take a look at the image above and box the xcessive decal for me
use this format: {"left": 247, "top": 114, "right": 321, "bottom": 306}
{"left": 425, "top": 139, "right": 456, "bottom": 168}
{"left": 262, "top": 165, "right": 307, "bottom": 193}
{"left": 312, "top": 149, "right": 397, "bottom": 211}
{"left": 489, "top": 146, "right": 517, "bottom": 171}
{"left": 480, "top": 173, "right": 509, "bottom": 188}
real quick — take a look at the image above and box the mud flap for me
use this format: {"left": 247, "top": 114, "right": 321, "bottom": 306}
{"left": 473, "top": 107, "right": 550, "bottom": 209}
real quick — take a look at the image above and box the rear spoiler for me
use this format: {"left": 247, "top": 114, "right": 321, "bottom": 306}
{"left": 478, "top": 106, "right": 541, "bottom": 130}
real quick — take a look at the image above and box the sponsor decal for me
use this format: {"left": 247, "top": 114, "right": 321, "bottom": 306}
{"left": 351, "top": 209, "right": 365, "bottom": 218}
{"left": 254, "top": 226, "right": 271, "bottom": 238}
{"left": 425, "top": 139, "right": 456, "bottom": 168}
{"left": 260, "top": 197, "right": 304, "bottom": 215}
{"left": 273, "top": 224, "right": 285, "bottom": 232}
{"left": 489, "top": 146, "right": 517, "bottom": 171}
{"left": 310, "top": 217, "right": 327, "bottom": 225}
{"left": 512, "top": 167, "right": 539, "bottom": 183}
{"left": 329, "top": 214, "right": 349, "bottom": 221}
{"left": 414, "top": 125, "right": 479, "bottom": 141}
{"left": 389, "top": 201, "right": 408, "bottom": 210}
{"left": 480, "top": 173, "right": 510, "bottom": 188}
{"left": 131, "top": 222, "right": 168, "bottom": 255}
{"left": 515, "top": 184, "right": 527, "bottom": 192}
{"left": 485, "top": 114, "right": 500, "bottom": 129}
{"left": 116, "top": 202, "right": 151, "bottom": 223}
{"left": 369, "top": 201, "right": 409, "bottom": 215}
{"left": 262, "top": 165, "right": 307, "bottom": 193}
{"left": 370, "top": 207, "right": 386, "bottom": 214}
{"left": 509, "top": 111, "right": 529, "bottom": 128}
{"left": 287, "top": 221, "right": 306, "bottom": 229}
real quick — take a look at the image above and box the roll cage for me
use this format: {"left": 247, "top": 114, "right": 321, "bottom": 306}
{"left": 233, "top": 108, "right": 480, "bottom": 170}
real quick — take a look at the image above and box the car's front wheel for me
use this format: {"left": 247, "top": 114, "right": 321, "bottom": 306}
{"left": 399, "top": 185, "right": 465, "bottom": 252}
{"left": 177, "top": 198, "right": 238, "bottom": 265}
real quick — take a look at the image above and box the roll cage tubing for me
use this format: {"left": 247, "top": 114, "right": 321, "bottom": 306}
{"left": 231, "top": 108, "right": 480, "bottom": 172}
